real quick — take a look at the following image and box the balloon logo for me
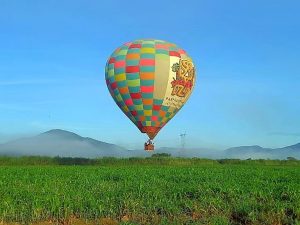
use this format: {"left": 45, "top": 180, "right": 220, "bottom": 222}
{"left": 105, "top": 39, "right": 196, "bottom": 151}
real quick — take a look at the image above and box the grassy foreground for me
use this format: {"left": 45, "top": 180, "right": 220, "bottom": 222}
{"left": 0, "top": 157, "right": 299, "bottom": 225}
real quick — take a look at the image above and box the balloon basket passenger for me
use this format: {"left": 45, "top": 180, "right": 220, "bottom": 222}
{"left": 144, "top": 139, "right": 154, "bottom": 151}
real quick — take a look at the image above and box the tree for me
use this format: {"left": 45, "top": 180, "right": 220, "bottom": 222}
{"left": 151, "top": 153, "right": 171, "bottom": 158}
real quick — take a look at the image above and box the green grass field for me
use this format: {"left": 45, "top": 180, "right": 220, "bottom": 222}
{"left": 0, "top": 157, "right": 299, "bottom": 225}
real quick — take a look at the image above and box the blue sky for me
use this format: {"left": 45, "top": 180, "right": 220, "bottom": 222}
{"left": 0, "top": 0, "right": 299, "bottom": 150}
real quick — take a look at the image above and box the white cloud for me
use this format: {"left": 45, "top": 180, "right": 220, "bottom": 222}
{"left": 29, "top": 121, "right": 101, "bottom": 131}
{"left": 0, "top": 79, "right": 58, "bottom": 86}
{"left": 0, "top": 78, "right": 102, "bottom": 86}
{"left": 269, "top": 132, "right": 300, "bottom": 137}
{"left": 0, "top": 103, "right": 37, "bottom": 112}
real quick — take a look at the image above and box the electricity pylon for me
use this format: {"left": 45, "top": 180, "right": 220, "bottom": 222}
{"left": 179, "top": 132, "right": 187, "bottom": 156}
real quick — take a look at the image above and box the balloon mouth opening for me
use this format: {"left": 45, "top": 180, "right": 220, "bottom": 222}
{"left": 140, "top": 126, "right": 161, "bottom": 140}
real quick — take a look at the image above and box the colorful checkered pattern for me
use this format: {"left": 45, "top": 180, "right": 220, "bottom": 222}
{"left": 105, "top": 39, "right": 193, "bottom": 138}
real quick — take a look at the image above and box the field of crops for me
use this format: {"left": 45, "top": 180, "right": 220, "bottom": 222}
{"left": 0, "top": 159, "right": 299, "bottom": 225}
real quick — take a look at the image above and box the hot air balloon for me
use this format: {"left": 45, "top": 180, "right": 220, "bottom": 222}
{"left": 105, "top": 39, "right": 196, "bottom": 151}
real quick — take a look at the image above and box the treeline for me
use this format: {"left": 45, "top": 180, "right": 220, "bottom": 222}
{"left": 0, "top": 155, "right": 299, "bottom": 166}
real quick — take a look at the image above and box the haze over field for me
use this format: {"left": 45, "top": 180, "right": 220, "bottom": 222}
{"left": 0, "top": 129, "right": 299, "bottom": 159}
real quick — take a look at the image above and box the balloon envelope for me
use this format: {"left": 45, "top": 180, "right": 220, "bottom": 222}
{"left": 105, "top": 39, "right": 196, "bottom": 139}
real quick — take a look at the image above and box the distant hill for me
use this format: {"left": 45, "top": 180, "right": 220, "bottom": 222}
{"left": 0, "top": 129, "right": 299, "bottom": 159}
{"left": 224, "top": 144, "right": 300, "bottom": 159}
{"left": 0, "top": 129, "right": 138, "bottom": 158}
{"left": 147, "top": 143, "right": 300, "bottom": 160}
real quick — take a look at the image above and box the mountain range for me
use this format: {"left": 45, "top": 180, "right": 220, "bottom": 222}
{"left": 0, "top": 129, "right": 299, "bottom": 159}
{"left": 0, "top": 130, "right": 143, "bottom": 158}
